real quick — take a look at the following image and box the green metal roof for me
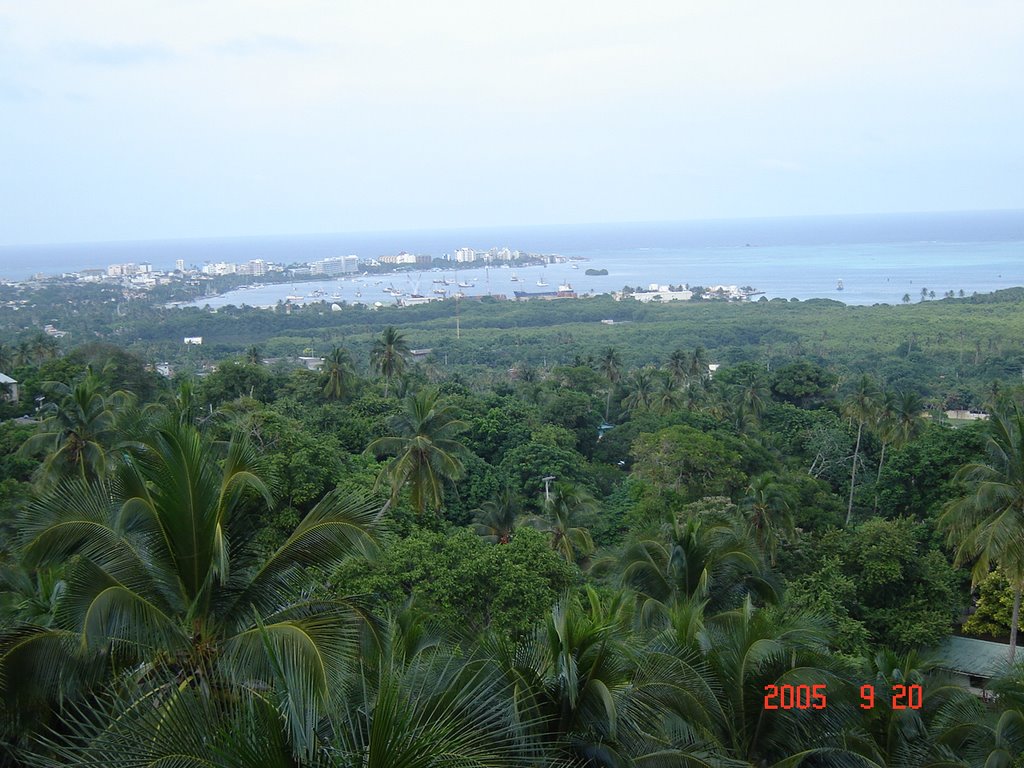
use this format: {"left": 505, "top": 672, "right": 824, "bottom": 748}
{"left": 935, "top": 636, "right": 1011, "bottom": 679}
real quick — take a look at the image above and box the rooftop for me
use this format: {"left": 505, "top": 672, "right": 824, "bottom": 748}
{"left": 935, "top": 636, "right": 1011, "bottom": 679}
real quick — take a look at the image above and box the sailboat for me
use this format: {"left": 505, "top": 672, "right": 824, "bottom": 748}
{"left": 836, "top": 279, "right": 844, "bottom": 291}
{"left": 536, "top": 278, "right": 549, "bottom": 287}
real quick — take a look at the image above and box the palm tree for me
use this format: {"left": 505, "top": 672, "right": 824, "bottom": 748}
{"left": 490, "top": 588, "right": 723, "bottom": 765}
{"left": 19, "top": 373, "right": 131, "bottom": 482}
{"left": 666, "top": 348, "right": 690, "bottom": 387}
{"left": 244, "top": 344, "right": 263, "bottom": 365}
{"left": 620, "top": 512, "right": 779, "bottom": 621}
{"left": 165, "top": 377, "right": 203, "bottom": 427}
{"left": 741, "top": 474, "right": 796, "bottom": 566}
{"left": 371, "top": 326, "right": 410, "bottom": 397}
{"left": 842, "top": 374, "right": 879, "bottom": 525}
{"left": 525, "top": 480, "right": 596, "bottom": 564}
{"left": 29, "top": 332, "right": 60, "bottom": 362}
{"left": 851, "top": 648, "right": 971, "bottom": 766}
{"left": 472, "top": 486, "right": 520, "bottom": 544}
{"left": 330, "top": 631, "right": 534, "bottom": 768}
{"left": 891, "top": 390, "right": 926, "bottom": 448}
{"left": 621, "top": 367, "right": 656, "bottom": 414}
{"left": 695, "top": 599, "right": 862, "bottom": 764}
{"left": 322, "top": 345, "right": 355, "bottom": 400}
{"left": 875, "top": 390, "right": 925, "bottom": 512}
{"left": 0, "top": 342, "right": 12, "bottom": 371}
{"left": 871, "top": 389, "right": 897, "bottom": 513}
{"left": 14, "top": 340, "right": 34, "bottom": 367}
{"left": 598, "top": 346, "right": 622, "bottom": 421}
{"left": 940, "top": 407, "right": 1024, "bottom": 662}
{"left": 689, "top": 345, "right": 710, "bottom": 383}
{"left": 733, "top": 369, "right": 769, "bottom": 429}
{"left": 366, "top": 387, "right": 469, "bottom": 516}
{"left": 653, "top": 371, "right": 682, "bottom": 414}
{"left": 1, "top": 420, "right": 382, "bottom": 761}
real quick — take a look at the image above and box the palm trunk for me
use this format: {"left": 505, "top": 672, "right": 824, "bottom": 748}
{"left": 846, "top": 420, "right": 863, "bottom": 526}
{"left": 1010, "top": 585, "right": 1022, "bottom": 664}
{"left": 873, "top": 441, "right": 887, "bottom": 514}
{"left": 605, "top": 389, "right": 612, "bottom": 422}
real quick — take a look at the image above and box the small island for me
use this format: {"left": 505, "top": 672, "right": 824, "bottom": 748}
{"left": 585, "top": 268, "right": 608, "bottom": 276}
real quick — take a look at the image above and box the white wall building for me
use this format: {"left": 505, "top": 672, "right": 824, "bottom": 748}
{"left": 628, "top": 285, "right": 694, "bottom": 302}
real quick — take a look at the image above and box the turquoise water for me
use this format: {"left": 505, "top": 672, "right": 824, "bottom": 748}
{"left": 1, "top": 210, "right": 1021, "bottom": 307}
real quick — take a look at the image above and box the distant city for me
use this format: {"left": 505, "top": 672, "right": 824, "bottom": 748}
{"left": 0, "top": 243, "right": 764, "bottom": 315}
{"left": 14, "top": 246, "right": 551, "bottom": 292}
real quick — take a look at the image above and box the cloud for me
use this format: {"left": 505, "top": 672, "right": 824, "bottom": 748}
{"left": 759, "top": 158, "right": 806, "bottom": 173}
{"left": 212, "top": 35, "right": 318, "bottom": 57}
{"left": 57, "top": 42, "right": 174, "bottom": 67}
{"left": 0, "top": 80, "right": 39, "bottom": 102}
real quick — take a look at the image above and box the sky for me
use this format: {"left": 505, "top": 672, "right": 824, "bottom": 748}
{"left": 0, "top": 1, "right": 1022, "bottom": 245}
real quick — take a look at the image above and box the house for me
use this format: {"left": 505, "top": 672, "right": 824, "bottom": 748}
{"left": 935, "top": 636, "right": 1011, "bottom": 696}
{"left": 0, "top": 372, "right": 18, "bottom": 402}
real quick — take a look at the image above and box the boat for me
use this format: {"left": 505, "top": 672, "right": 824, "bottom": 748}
{"left": 837, "top": 279, "right": 844, "bottom": 291}
{"left": 286, "top": 295, "right": 304, "bottom": 301}
{"left": 571, "top": 263, "right": 579, "bottom": 269}
{"left": 536, "top": 279, "right": 549, "bottom": 287}
{"left": 331, "top": 292, "right": 342, "bottom": 299}
{"left": 558, "top": 283, "right": 573, "bottom": 292}
{"left": 458, "top": 281, "right": 473, "bottom": 288}
{"left": 510, "top": 273, "right": 521, "bottom": 282}
{"left": 433, "top": 288, "right": 447, "bottom": 295}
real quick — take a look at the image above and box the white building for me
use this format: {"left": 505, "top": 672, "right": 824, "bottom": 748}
{"left": 107, "top": 263, "right": 136, "bottom": 277}
{"left": 310, "top": 255, "right": 358, "bottom": 276}
{"left": 248, "top": 259, "right": 267, "bottom": 277}
{"left": 202, "top": 262, "right": 237, "bottom": 276}
{"left": 0, "top": 372, "right": 18, "bottom": 402}
{"left": 454, "top": 247, "right": 476, "bottom": 263}
{"left": 627, "top": 284, "right": 694, "bottom": 302}
{"left": 379, "top": 252, "right": 427, "bottom": 265}
{"left": 175, "top": 259, "right": 185, "bottom": 272}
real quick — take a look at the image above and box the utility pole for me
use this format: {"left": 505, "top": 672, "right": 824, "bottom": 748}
{"left": 543, "top": 476, "right": 556, "bottom": 504}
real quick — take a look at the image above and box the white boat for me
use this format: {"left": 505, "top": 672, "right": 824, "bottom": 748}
{"left": 571, "top": 263, "right": 579, "bottom": 269}
{"left": 433, "top": 288, "right": 447, "bottom": 295}
{"left": 837, "top": 279, "right": 844, "bottom": 291}
{"left": 331, "top": 292, "right": 342, "bottom": 299}
{"left": 510, "top": 273, "right": 521, "bottom": 282}
{"left": 536, "top": 279, "right": 549, "bottom": 287}
{"left": 558, "top": 283, "right": 573, "bottom": 292}
{"left": 458, "top": 281, "right": 473, "bottom": 288}
{"left": 286, "top": 295, "right": 304, "bottom": 301}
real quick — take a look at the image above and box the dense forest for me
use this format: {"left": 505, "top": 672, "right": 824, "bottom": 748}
{"left": 3, "top": 288, "right": 1024, "bottom": 766}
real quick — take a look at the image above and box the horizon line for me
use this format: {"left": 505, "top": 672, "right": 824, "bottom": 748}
{"left": 2, "top": 206, "right": 1022, "bottom": 251}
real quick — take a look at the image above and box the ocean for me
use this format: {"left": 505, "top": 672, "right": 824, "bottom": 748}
{"left": 1, "top": 210, "right": 1021, "bottom": 307}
